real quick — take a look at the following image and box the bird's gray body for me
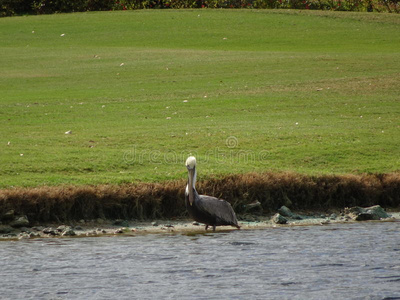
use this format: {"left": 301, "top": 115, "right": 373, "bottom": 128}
{"left": 185, "top": 190, "right": 240, "bottom": 231}
{"left": 185, "top": 156, "right": 240, "bottom": 231}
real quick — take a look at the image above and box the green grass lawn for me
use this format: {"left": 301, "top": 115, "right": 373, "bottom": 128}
{"left": 1, "top": 9, "right": 399, "bottom": 188}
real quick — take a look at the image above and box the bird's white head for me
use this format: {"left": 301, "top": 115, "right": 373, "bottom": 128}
{"left": 185, "top": 156, "right": 196, "bottom": 170}
{"left": 185, "top": 156, "right": 197, "bottom": 206}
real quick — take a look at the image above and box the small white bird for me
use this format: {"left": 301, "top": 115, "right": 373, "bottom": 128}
{"left": 65, "top": 130, "right": 72, "bottom": 134}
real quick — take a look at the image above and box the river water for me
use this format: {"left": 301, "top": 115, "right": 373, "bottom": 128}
{"left": 1, "top": 221, "right": 399, "bottom": 300}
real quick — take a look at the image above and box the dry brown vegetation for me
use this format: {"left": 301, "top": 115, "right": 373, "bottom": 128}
{"left": 1, "top": 172, "right": 399, "bottom": 224}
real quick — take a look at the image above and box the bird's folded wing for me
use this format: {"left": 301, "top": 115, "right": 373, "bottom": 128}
{"left": 197, "top": 195, "right": 237, "bottom": 223}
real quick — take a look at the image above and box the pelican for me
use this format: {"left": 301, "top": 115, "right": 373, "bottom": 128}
{"left": 185, "top": 156, "right": 240, "bottom": 231}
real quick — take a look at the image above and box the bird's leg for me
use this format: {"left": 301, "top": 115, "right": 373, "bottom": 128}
{"left": 205, "top": 225, "right": 208, "bottom": 231}
{"left": 212, "top": 225, "right": 216, "bottom": 232}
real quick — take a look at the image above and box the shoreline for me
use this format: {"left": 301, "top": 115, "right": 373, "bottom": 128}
{"left": 2, "top": 209, "right": 399, "bottom": 241}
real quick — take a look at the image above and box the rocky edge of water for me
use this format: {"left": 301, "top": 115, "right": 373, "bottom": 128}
{"left": 0, "top": 205, "right": 397, "bottom": 240}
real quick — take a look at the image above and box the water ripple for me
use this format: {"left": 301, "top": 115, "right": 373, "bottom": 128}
{"left": 1, "top": 222, "right": 399, "bottom": 299}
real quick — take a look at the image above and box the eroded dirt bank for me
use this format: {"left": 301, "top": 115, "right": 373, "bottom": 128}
{"left": 1, "top": 172, "right": 399, "bottom": 224}
{"left": 1, "top": 172, "right": 399, "bottom": 240}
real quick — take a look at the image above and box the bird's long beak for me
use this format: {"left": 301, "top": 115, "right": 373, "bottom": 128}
{"left": 188, "top": 168, "right": 194, "bottom": 206}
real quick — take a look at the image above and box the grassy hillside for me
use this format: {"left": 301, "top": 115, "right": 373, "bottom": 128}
{"left": 0, "top": 10, "right": 399, "bottom": 187}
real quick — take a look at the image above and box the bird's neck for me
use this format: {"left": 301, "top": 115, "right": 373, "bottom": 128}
{"left": 186, "top": 167, "right": 197, "bottom": 195}
{"left": 192, "top": 167, "right": 197, "bottom": 188}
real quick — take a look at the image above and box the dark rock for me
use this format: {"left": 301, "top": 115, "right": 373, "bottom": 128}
{"left": 278, "top": 206, "right": 293, "bottom": 217}
{"left": 355, "top": 213, "right": 374, "bottom": 221}
{"left": 0, "top": 225, "right": 13, "bottom": 234}
{"left": 60, "top": 226, "right": 76, "bottom": 236}
{"left": 344, "top": 206, "right": 364, "bottom": 216}
{"left": 272, "top": 213, "right": 288, "bottom": 225}
{"left": 42, "top": 227, "right": 58, "bottom": 235}
{"left": 366, "top": 205, "right": 390, "bottom": 219}
{"left": 345, "top": 205, "right": 390, "bottom": 221}
{"left": 278, "top": 206, "right": 302, "bottom": 220}
{"left": 151, "top": 221, "right": 159, "bottom": 227}
{"left": 10, "top": 215, "right": 30, "bottom": 228}
{"left": 330, "top": 213, "right": 337, "bottom": 220}
{"left": 74, "top": 226, "right": 83, "bottom": 230}
{"left": 192, "top": 222, "right": 200, "bottom": 226}
{"left": 164, "top": 224, "right": 174, "bottom": 228}
{"left": 57, "top": 225, "right": 68, "bottom": 232}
